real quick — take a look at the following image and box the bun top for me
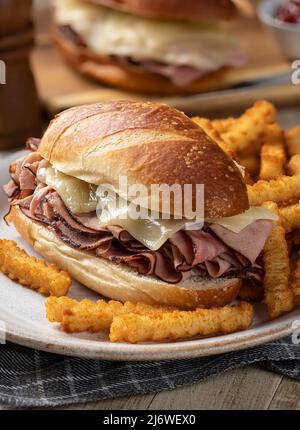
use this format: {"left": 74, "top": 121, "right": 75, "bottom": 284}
{"left": 83, "top": 0, "right": 243, "bottom": 21}
{"left": 39, "top": 100, "right": 249, "bottom": 218}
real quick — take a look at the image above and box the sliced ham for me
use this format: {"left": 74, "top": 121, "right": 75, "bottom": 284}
{"left": 185, "top": 230, "right": 228, "bottom": 265}
{"left": 210, "top": 220, "right": 273, "bottom": 264}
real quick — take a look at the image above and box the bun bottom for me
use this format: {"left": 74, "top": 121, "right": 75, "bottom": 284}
{"left": 52, "top": 26, "right": 234, "bottom": 96}
{"left": 7, "top": 206, "right": 241, "bottom": 309}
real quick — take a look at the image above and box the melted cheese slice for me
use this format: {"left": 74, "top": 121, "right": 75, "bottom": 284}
{"left": 39, "top": 165, "right": 277, "bottom": 250}
{"left": 208, "top": 207, "right": 278, "bottom": 234}
{"left": 97, "top": 189, "right": 188, "bottom": 250}
{"left": 37, "top": 165, "right": 98, "bottom": 214}
{"left": 55, "top": 0, "right": 242, "bottom": 72}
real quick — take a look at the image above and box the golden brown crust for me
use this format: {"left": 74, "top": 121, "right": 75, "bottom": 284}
{"left": 52, "top": 26, "right": 234, "bottom": 96}
{"left": 84, "top": 0, "right": 238, "bottom": 21}
{"left": 8, "top": 206, "right": 241, "bottom": 309}
{"left": 39, "top": 100, "right": 249, "bottom": 218}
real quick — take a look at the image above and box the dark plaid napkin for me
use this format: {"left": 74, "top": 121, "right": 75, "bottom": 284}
{"left": 0, "top": 336, "right": 299, "bottom": 408}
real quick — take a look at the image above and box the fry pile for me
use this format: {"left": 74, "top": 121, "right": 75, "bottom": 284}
{"left": 194, "top": 100, "right": 300, "bottom": 316}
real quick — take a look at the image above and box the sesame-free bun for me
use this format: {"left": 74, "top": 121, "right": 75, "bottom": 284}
{"left": 84, "top": 0, "right": 239, "bottom": 21}
{"left": 7, "top": 206, "right": 241, "bottom": 309}
{"left": 53, "top": 26, "right": 235, "bottom": 96}
{"left": 38, "top": 100, "right": 249, "bottom": 218}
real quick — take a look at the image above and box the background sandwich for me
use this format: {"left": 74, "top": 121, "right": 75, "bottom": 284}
{"left": 52, "top": 0, "right": 253, "bottom": 94}
{"left": 4, "top": 100, "right": 275, "bottom": 309}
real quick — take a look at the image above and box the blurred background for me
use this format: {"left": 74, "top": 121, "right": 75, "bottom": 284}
{"left": 1, "top": 0, "right": 300, "bottom": 149}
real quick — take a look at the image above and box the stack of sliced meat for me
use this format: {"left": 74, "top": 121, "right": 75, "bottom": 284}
{"left": 4, "top": 143, "right": 272, "bottom": 285}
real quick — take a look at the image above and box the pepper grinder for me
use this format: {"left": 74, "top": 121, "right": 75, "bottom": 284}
{"left": 0, "top": 0, "right": 41, "bottom": 150}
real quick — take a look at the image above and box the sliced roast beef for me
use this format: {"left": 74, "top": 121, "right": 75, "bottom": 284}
{"left": 72, "top": 213, "right": 143, "bottom": 252}
{"left": 169, "top": 231, "right": 194, "bottom": 266}
{"left": 29, "top": 185, "right": 52, "bottom": 217}
{"left": 72, "top": 211, "right": 108, "bottom": 232}
{"left": 106, "top": 226, "right": 147, "bottom": 251}
{"left": 96, "top": 241, "right": 183, "bottom": 284}
{"left": 4, "top": 152, "right": 272, "bottom": 285}
{"left": 52, "top": 219, "right": 112, "bottom": 250}
{"left": 139, "top": 62, "right": 206, "bottom": 87}
{"left": 18, "top": 153, "right": 42, "bottom": 190}
{"left": 26, "top": 137, "right": 41, "bottom": 152}
{"left": 204, "top": 255, "right": 233, "bottom": 278}
{"left": 47, "top": 192, "right": 107, "bottom": 235}
{"left": 12, "top": 194, "right": 33, "bottom": 210}
{"left": 3, "top": 180, "right": 18, "bottom": 199}
{"left": 59, "top": 25, "right": 88, "bottom": 48}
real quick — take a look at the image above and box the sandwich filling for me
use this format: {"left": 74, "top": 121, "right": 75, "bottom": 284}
{"left": 54, "top": 0, "right": 245, "bottom": 86}
{"left": 4, "top": 140, "right": 275, "bottom": 285}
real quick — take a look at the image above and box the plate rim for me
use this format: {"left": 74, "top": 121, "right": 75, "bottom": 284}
{"left": 3, "top": 313, "right": 297, "bottom": 361}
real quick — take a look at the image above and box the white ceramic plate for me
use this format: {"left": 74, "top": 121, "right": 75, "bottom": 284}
{"left": 0, "top": 151, "right": 299, "bottom": 361}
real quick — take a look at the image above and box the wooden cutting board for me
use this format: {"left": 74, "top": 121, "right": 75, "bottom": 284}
{"left": 32, "top": 6, "right": 299, "bottom": 116}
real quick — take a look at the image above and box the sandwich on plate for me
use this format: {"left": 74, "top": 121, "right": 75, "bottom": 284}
{"left": 52, "top": 0, "right": 253, "bottom": 94}
{"left": 4, "top": 100, "right": 276, "bottom": 309}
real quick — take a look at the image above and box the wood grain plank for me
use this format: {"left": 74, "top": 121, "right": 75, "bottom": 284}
{"left": 147, "top": 366, "right": 282, "bottom": 410}
{"left": 0, "top": 394, "right": 155, "bottom": 410}
{"left": 54, "top": 393, "right": 156, "bottom": 410}
{"left": 268, "top": 377, "right": 300, "bottom": 410}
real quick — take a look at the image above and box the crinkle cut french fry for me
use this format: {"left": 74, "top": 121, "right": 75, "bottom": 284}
{"left": 278, "top": 202, "right": 300, "bottom": 232}
{"left": 287, "top": 154, "right": 300, "bottom": 175}
{"left": 286, "top": 125, "right": 300, "bottom": 157}
{"left": 220, "top": 101, "right": 276, "bottom": 153}
{"left": 45, "top": 296, "right": 175, "bottom": 333}
{"left": 191, "top": 117, "right": 234, "bottom": 158}
{"left": 238, "top": 154, "right": 260, "bottom": 178}
{"left": 259, "top": 123, "right": 286, "bottom": 181}
{"left": 211, "top": 117, "right": 236, "bottom": 134}
{"left": 46, "top": 296, "right": 89, "bottom": 322}
{"left": 290, "top": 253, "right": 300, "bottom": 305}
{"left": 247, "top": 175, "right": 300, "bottom": 206}
{"left": 259, "top": 141, "right": 286, "bottom": 180}
{"left": 109, "top": 302, "right": 253, "bottom": 343}
{"left": 262, "top": 202, "right": 294, "bottom": 318}
{"left": 240, "top": 122, "right": 284, "bottom": 161}
{"left": 0, "top": 240, "right": 71, "bottom": 296}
